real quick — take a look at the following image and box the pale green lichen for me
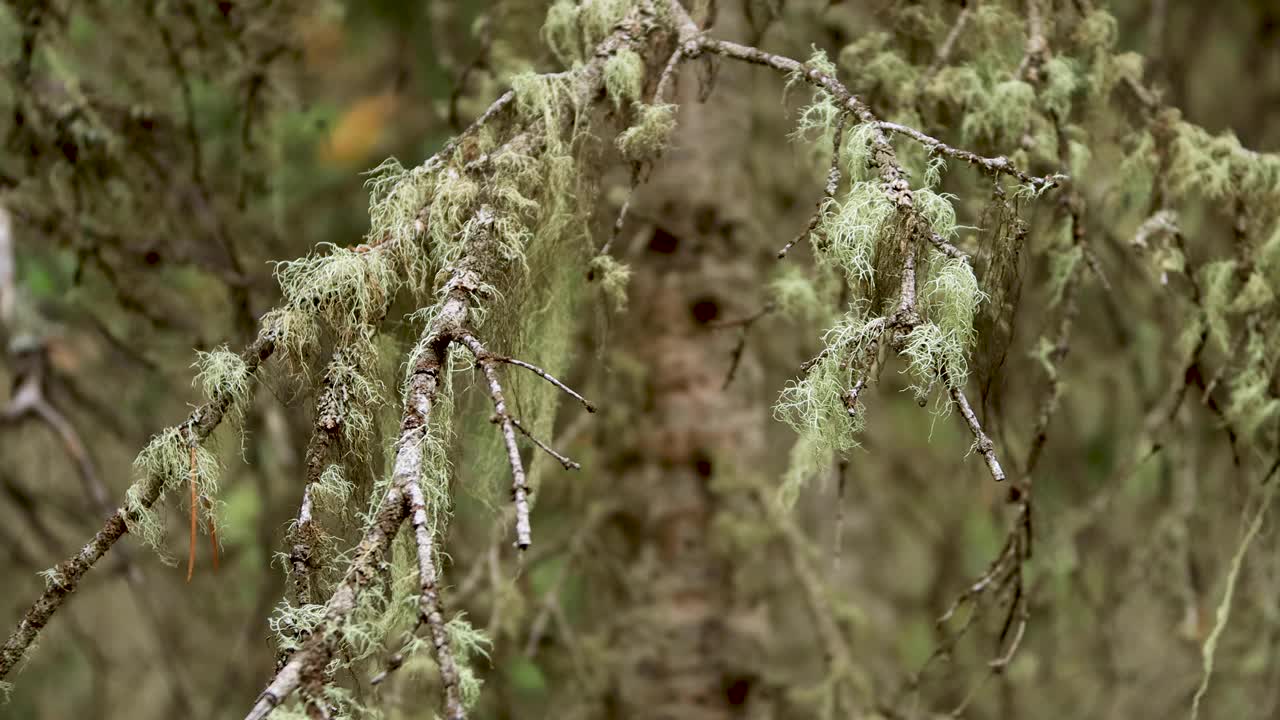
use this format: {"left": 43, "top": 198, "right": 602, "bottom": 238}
{"left": 962, "top": 79, "right": 1036, "bottom": 144}
{"left": 839, "top": 122, "right": 880, "bottom": 183}
{"left": 1045, "top": 242, "right": 1083, "bottom": 308}
{"left": 769, "top": 264, "right": 827, "bottom": 324}
{"left": 1040, "top": 56, "right": 1080, "bottom": 120}
{"left": 275, "top": 243, "right": 398, "bottom": 342}
{"left": 1230, "top": 272, "right": 1274, "bottom": 314}
{"left": 914, "top": 188, "right": 962, "bottom": 240}
{"left": 1199, "top": 260, "right": 1239, "bottom": 353}
{"left": 918, "top": 256, "right": 985, "bottom": 392}
{"left": 542, "top": 0, "right": 583, "bottom": 66}
{"left": 838, "top": 32, "right": 918, "bottom": 95}
{"left": 590, "top": 254, "right": 631, "bottom": 311}
{"left": 818, "top": 181, "right": 896, "bottom": 288}
{"left": 446, "top": 615, "right": 492, "bottom": 709}
{"left": 902, "top": 322, "right": 947, "bottom": 401}
{"left": 922, "top": 153, "right": 947, "bottom": 190}
{"left": 427, "top": 169, "right": 482, "bottom": 268}
{"left": 603, "top": 49, "right": 644, "bottom": 112}
{"left": 579, "top": 0, "right": 630, "bottom": 48}
{"left": 775, "top": 313, "right": 886, "bottom": 505}
{"left": 616, "top": 102, "right": 676, "bottom": 162}
{"left": 312, "top": 464, "right": 355, "bottom": 515}
{"left": 125, "top": 427, "right": 221, "bottom": 560}
{"left": 192, "top": 346, "right": 252, "bottom": 422}
{"left": 260, "top": 306, "right": 320, "bottom": 371}
{"left": 1224, "top": 332, "right": 1280, "bottom": 444}
{"left": 777, "top": 315, "right": 884, "bottom": 448}
{"left": 365, "top": 158, "right": 436, "bottom": 295}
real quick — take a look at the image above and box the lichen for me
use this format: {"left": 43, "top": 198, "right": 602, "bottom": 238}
{"left": 275, "top": 243, "right": 399, "bottom": 343}
{"left": 603, "top": 49, "right": 644, "bottom": 112}
{"left": 125, "top": 427, "right": 221, "bottom": 561}
{"left": 590, "top": 254, "right": 631, "bottom": 311}
{"left": 817, "top": 181, "right": 896, "bottom": 289}
{"left": 192, "top": 346, "right": 252, "bottom": 422}
{"left": 616, "top": 103, "right": 676, "bottom": 162}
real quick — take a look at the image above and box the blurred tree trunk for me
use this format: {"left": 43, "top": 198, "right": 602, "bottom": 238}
{"left": 601, "top": 6, "right": 772, "bottom": 718}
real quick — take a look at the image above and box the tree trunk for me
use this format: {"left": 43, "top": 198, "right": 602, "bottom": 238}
{"left": 602, "top": 6, "right": 772, "bottom": 718}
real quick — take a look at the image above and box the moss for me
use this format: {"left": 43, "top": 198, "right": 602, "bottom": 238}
{"left": 818, "top": 181, "right": 896, "bottom": 289}
{"left": 192, "top": 346, "right": 252, "bottom": 422}
{"left": 542, "top": 0, "right": 582, "bottom": 66}
{"left": 1199, "top": 260, "right": 1239, "bottom": 353}
{"left": 125, "top": 427, "right": 221, "bottom": 560}
{"left": 1039, "top": 56, "right": 1080, "bottom": 120}
{"left": 579, "top": 0, "right": 630, "bottom": 48}
{"left": 919, "top": 256, "right": 985, "bottom": 393}
{"left": 616, "top": 102, "right": 676, "bottom": 162}
{"left": 275, "top": 243, "right": 398, "bottom": 342}
{"left": 446, "top": 615, "right": 492, "bottom": 709}
{"left": 603, "top": 49, "right": 644, "bottom": 112}
{"left": 962, "top": 79, "right": 1035, "bottom": 144}
{"left": 590, "top": 254, "right": 631, "bottom": 311}
{"left": 260, "top": 306, "right": 320, "bottom": 371}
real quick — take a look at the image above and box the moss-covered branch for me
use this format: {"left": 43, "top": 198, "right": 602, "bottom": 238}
{"left": 0, "top": 332, "right": 276, "bottom": 681}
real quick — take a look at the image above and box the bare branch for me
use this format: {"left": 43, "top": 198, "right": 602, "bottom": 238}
{"left": 510, "top": 416, "right": 581, "bottom": 471}
{"left": 491, "top": 355, "right": 596, "bottom": 413}
{"left": 946, "top": 374, "right": 1008, "bottom": 483}
{"left": 460, "top": 333, "right": 534, "bottom": 550}
{"left": 405, "top": 470, "right": 465, "bottom": 720}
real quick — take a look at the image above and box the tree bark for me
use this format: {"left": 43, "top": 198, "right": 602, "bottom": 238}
{"left": 604, "top": 6, "right": 771, "bottom": 718}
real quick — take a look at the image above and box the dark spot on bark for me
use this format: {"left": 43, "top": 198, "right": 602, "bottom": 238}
{"left": 649, "top": 226, "right": 680, "bottom": 254}
{"left": 691, "top": 297, "right": 719, "bottom": 324}
{"left": 144, "top": 250, "right": 162, "bottom": 265}
{"left": 725, "top": 676, "right": 752, "bottom": 706}
{"left": 694, "top": 203, "right": 718, "bottom": 235}
{"left": 693, "top": 453, "right": 713, "bottom": 479}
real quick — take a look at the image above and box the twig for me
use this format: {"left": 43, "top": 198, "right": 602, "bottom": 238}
{"left": 926, "top": 232, "right": 970, "bottom": 263}
{"left": 510, "top": 416, "right": 580, "bottom": 470}
{"left": 491, "top": 355, "right": 596, "bottom": 413}
{"left": 876, "top": 121, "right": 1064, "bottom": 190}
{"left": 945, "top": 373, "right": 1007, "bottom": 483}
{"left": 709, "top": 302, "right": 774, "bottom": 389}
{"left": 460, "top": 334, "right": 534, "bottom": 550}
